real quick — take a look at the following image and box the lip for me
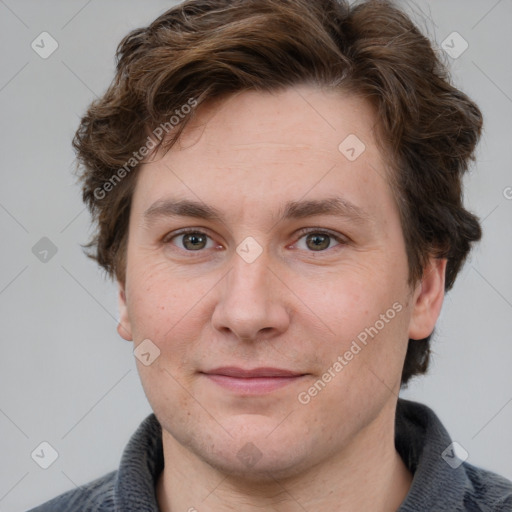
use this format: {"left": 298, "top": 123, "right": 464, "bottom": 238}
{"left": 201, "top": 367, "right": 307, "bottom": 394}
{"left": 204, "top": 367, "right": 304, "bottom": 378}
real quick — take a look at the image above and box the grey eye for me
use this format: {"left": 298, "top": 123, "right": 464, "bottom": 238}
{"left": 168, "top": 231, "right": 215, "bottom": 251}
{"left": 296, "top": 232, "right": 341, "bottom": 251}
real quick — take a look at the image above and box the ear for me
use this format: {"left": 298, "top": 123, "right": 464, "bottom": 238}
{"left": 117, "top": 280, "right": 133, "bottom": 341}
{"left": 408, "top": 257, "right": 447, "bottom": 340}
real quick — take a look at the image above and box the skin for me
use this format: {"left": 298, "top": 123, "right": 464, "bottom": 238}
{"left": 117, "top": 85, "right": 446, "bottom": 511}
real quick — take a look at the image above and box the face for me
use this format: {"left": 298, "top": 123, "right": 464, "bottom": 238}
{"left": 118, "top": 86, "right": 445, "bottom": 480}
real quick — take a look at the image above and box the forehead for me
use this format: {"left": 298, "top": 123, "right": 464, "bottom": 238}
{"left": 176, "top": 86, "right": 380, "bottom": 155}
{"left": 132, "top": 86, "right": 394, "bottom": 224}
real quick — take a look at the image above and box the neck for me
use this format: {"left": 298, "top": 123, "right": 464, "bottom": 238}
{"left": 157, "top": 401, "right": 412, "bottom": 512}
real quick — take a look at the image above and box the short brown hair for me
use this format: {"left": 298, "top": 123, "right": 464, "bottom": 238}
{"left": 73, "top": 0, "right": 483, "bottom": 385}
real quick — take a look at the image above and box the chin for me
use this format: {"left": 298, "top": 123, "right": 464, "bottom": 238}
{"left": 203, "top": 447, "right": 314, "bottom": 483}
{"left": 191, "top": 424, "right": 323, "bottom": 483}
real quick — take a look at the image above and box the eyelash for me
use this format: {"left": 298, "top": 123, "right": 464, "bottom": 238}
{"left": 163, "top": 227, "right": 348, "bottom": 253}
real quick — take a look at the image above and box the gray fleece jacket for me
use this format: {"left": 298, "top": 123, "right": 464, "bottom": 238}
{"left": 29, "top": 399, "right": 512, "bottom": 511}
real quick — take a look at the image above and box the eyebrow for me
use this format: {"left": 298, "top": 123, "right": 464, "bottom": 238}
{"left": 142, "top": 196, "right": 371, "bottom": 227}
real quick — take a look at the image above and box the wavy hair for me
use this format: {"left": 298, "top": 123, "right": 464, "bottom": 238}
{"left": 73, "top": 0, "right": 483, "bottom": 385}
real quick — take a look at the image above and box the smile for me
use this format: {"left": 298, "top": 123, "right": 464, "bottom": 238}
{"left": 201, "top": 367, "right": 308, "bottom": 394}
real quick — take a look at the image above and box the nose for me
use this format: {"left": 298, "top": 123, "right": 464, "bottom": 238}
{"left": 211, "top": 249, "right": 291, "bottom": 342}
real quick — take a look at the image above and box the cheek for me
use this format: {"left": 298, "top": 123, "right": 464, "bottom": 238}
{"left": 302, "top": 268, "right": 410, "bottom": 379}
{"left": 124, "top": 259, "right": 218, "bottom": 394}
{"left": 125, "top": 258, "right": 207, "bottom": 339}
{"left": 303, "top": 265, "right": 400, "bottom": 332}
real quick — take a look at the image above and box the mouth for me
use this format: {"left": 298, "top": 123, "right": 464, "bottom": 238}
{"left": 200, "top": 367, "right": 308, "bottom": 394}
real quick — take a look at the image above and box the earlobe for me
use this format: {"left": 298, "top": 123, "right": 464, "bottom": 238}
{"left": 408, "top": 258, "right": 447, "bottom": 340}
{"left": 117, "top": 282, "right": 133, "bottom": 341}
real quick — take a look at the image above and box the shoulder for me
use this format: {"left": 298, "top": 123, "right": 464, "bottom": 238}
{"left": 462, "top": 461, "right": 512, "bottom": 511}
{"left": 27, "top": 470, "right": 117, "bottom": 512}
{"left": 395, "top": 399, "right": 512, "bottom": 511}
{"left": 28, "top": 413, "right": 163, "bottom": 511}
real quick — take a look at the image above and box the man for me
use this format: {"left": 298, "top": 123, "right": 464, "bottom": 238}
{"left": 30, "top": 0, "right": 512, "bottom": 510}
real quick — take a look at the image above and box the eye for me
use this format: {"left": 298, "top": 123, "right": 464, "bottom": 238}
{"left": 164, "top": 229, "right": 217, "bottom": 251}
{"left": 294, "top": 229, "right": 346, "bottom": 252}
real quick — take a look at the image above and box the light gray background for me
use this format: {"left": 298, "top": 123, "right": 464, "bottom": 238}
{"left": 0, "top": 1, "right": 511, "bottom": 510}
